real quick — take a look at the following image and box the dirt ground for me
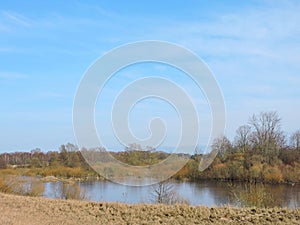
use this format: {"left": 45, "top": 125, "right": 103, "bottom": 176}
{"left": 0, "top": 193, "right": 300, "bottom": 225}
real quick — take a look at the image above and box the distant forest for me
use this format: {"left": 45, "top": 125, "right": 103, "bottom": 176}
{"left": 1, "top": 111, "right": 300, "bottom": 184}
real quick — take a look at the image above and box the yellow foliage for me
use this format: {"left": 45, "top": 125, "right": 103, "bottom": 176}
{"left": 262, "top": 165, "right": 283, "bottom": 183}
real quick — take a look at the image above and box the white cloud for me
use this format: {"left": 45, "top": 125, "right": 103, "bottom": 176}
{"left": 140, "top": 1, "right": 300, "bottom": 66}
{"left": 39, "top": 92, "right": 71, "bottom": 99}
{"left": 1, "top": 11, "right": 31, "bottom": 27}
{"left": 0, "top": 72, "right": 28, "bottom": 79}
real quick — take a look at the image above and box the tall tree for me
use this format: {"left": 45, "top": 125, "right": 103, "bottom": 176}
{"left": 290, "top": 130, "right": 300, "bottom": 150}
{"left": 249, "top": 111, "right": 285, "bottom": 162}
{"left": 211, "top": 136, "right": 232, "bottom": 161}
{"left": 59, "top": 145, "right": 68, "bottom": 165}
{"left": 234, "top": 125, "right": 251, "bottom": 152}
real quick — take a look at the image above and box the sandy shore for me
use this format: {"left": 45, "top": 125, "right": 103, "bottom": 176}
{"left": 0, "top": 193, "right": 299, "bottom": 225}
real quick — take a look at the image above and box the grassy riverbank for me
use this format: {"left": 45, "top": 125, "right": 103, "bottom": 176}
{"left": 1, "top": 193, "right": 299, "bottom": 225}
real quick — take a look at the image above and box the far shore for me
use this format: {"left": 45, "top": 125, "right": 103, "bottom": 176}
{"left": 2, "top": 167, "right": 300, "bottom": 186}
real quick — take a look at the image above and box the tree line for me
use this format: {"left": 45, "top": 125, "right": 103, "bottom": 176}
{"left": 1, "top": 111, "right": 300, "bottom": 183}
{"left": 175, "top": 111, "right": 300, "bottom": 183}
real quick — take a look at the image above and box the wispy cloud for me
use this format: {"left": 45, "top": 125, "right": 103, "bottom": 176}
{"left": 74, "top": 2, "right": 122, "bottom": 19}
{"left": 0, "top": 0, "right": 299, "bottom": 151}
{"left": 1, "top": 11, "right": 31, "bottom": 27}
{"left": 0, "top": 72, "right": 28, "bottom": 79}
{"left": 139, "top": 1, "right": 300, "bottom": 65}
{"left": 39, "top": 92, "right": 71, "bottom": 99}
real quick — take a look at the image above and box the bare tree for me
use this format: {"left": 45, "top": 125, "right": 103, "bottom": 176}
{"left": 234, "top": 125, "right": 251, "bottom": 152}
{"left": 290, "top": 130, "right": 300, "bottom": 150}
{"left": 249, "top": 111, "right": 285, "bottom": 162}
{"left": 149, "top": 180, "right": 188, "bottom": 205}
{"left": 54, "top": 182, "right": 88, "bottom": 200}
{"left": 125, "top": 143, "right": 143, "bottom": 152}
{"left": 65, "top": 143, "right": 79, "bottom": 152}
{"left": 211, "top": 136, "right": 232, "bottom": 161}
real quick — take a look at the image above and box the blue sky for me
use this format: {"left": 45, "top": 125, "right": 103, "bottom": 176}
{"left": 1, "top": 0, "right": 300, "bottom": 152}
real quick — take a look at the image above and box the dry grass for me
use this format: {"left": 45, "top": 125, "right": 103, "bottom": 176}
{"left": 0, "top": 193, "right": 299, "bottom": 225}
{"left": 0, "top": 175, "right": 44, "bottom": 196}
{"left": 229, "top": 182, "right": 281, "bottom": 208}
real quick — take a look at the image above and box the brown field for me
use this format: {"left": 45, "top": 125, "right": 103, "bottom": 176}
{"left": 0, "top": 193, "right": 299, "bottom": 225}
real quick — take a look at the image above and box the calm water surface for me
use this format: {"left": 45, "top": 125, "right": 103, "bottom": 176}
{"left": 43, "top": 180, "right": 300, "bottom": 208}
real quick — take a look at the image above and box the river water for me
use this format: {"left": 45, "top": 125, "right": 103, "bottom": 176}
{"left": 43, "top": 180, "right": 300, "bottom": 208}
